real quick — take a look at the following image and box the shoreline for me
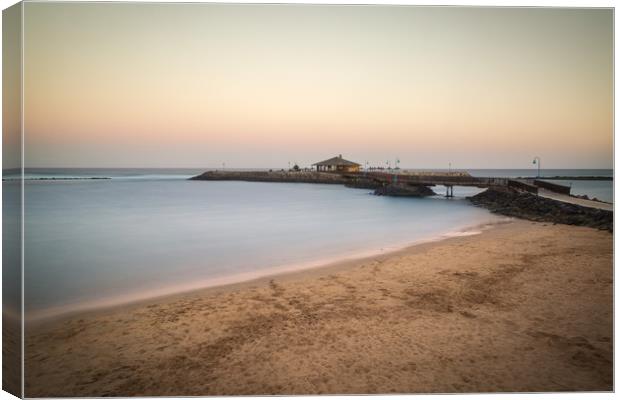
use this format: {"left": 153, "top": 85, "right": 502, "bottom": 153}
{"left": 25, "top": 219, "right": 613, "bottom": 396}
{"left": 27, "top": 217, "right": 510, "bottom": 326}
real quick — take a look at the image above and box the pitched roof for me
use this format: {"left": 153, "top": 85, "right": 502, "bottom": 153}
{"left": 312, "top": 155, "right": 361, "bottom": 167}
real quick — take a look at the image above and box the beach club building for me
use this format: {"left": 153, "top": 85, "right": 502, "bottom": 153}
{"left": 312, "top": 155, "right": 361, "bottom": 173}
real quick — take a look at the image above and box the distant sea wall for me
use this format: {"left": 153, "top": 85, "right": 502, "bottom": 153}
{"left": 518, "top": 176, "right": 613, "bottom": 181}
{"left": 533, "top": 179, "right": 571, "bottom": 195}
{"left": 2, "top": 177, "right": 111, "bottom": 181}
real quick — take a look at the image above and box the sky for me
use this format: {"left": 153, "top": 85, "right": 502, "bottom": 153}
{"left": 3, "top": 2, "right": 21, "bottom": 170}
{"left": 20, "top": 3, "right": 613, "bottom": 169}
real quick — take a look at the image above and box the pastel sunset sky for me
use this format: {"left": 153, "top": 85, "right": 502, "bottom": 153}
{"left": 23, "top": 3, "right": 612, "bottom": 169}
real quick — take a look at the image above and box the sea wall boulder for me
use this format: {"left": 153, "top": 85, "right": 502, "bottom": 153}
{"left": 468, "top": 187, "right": 612, "bottom": 232}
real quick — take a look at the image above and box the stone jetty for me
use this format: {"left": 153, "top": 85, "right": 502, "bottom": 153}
{"left": 189, "top": 170, "right": 437, "bottom": 197}
{"left": 468, "top": 187, "right": 613, "bottom": 232}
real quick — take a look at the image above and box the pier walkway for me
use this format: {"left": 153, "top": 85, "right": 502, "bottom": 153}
{"left": 350, "top": 172, "right": 613, "bottom": 210}
{"left": 537, "top": 189, "right": 613, "bottom": 211}
{"left": 356, "top": 172, "right": 509, "bottom": 188}
{"left": 191, "top": 170, "right": 612, "bottom": 210}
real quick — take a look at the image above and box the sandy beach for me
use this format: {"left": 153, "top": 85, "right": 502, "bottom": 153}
{"left": 24, "top": 220, "right": 612, "bottom": 396}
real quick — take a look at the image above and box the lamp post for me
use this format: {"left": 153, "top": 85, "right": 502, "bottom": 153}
{"left": 393, "top": 158, "right": 400, "bottom": 184}
{"left": 532, "top": 156, "right": 541, "bottom": 178}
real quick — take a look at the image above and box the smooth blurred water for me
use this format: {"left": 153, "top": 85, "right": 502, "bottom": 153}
{"left": 16, "top": 176, "right": 504, "bottom": 319}
{"left": 16, "top": 168, "right": 205, "bottom": 180}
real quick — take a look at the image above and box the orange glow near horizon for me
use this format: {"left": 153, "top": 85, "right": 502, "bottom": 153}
{"left": 22, "top": 4, "right": 612, "bottom": 169}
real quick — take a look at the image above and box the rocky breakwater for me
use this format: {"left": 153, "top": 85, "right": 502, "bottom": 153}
{"left": 469, "top": 187, "right": 612, "bottom": 232}
{"left": 374, "top": 183, "right": 436, "bottom": 197}
{"left": 190, "top": 170, "right": 387, "bottom": 187}
{"left": 189, "top": 170, "right": 438, "bottom": 197}
{"left": 190, "top": 170, "right": 352, "bottom": 184}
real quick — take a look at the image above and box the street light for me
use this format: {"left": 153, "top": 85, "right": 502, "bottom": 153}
{"left": 532, "top": 156, "right": 541, "bottom": 178}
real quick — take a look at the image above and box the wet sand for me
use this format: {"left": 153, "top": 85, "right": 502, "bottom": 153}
{"left": 25, "top": 220, "right": 612, "bottom": 396}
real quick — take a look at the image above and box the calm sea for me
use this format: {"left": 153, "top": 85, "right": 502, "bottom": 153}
{"left": 3, "top": 168, "right": 612, "bottom": 319}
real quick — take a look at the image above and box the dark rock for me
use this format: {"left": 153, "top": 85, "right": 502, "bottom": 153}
{"left": 344, "top": 178, "right": 383, "bottom": 190}
{"left": 468, "top": 187, "right": 613, "bottom": 232}
{"left": 374, "top": 184, "right": 436, "bottom": 197}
